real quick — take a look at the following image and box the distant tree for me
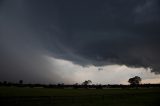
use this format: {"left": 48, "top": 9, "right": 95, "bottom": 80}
{"left": 128, "top": 76, "right": 141, "bottom": 86}
{"left": 19, "top": 80, "right": 23, "bottom": 84}
{"left": 57, "top": 83, "right": 64, "bottom": 89}
{"left": 3, "top": 81, "right": 7, "bottom": 85}
{"left": 82, "top": 80, "right": 92, "bottom": 86}
{"left": 96, "top": 84, "right": 103, "bottom": 89}
{"left": 74, "top": 83, "right": 79, "bottom": 85}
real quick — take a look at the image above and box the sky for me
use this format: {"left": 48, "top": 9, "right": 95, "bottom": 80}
{"left": 0, "top": 0, "right": 160, "bottom": 84}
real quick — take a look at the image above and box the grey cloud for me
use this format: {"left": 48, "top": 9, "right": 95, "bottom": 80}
{"left": 49, "top": 0, "right": 160, "bottom": 72}
{"left": 0, "top": 0, "right": 160, "bottom": 83}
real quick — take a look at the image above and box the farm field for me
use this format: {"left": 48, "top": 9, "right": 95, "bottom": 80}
{"left": 0, "top": 87, "right": 160, "bottom": 106}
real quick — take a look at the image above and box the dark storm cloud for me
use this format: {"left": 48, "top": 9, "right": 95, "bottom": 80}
{"left": 0, "top": 0, "right": 160, "bottom": 82}
{"left": 43, "top": 0, "right": 160, "bottom": 72}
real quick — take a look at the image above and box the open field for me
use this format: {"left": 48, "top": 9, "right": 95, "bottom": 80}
{"left": 0, "top": 87, "right": 160, "bottom": 106}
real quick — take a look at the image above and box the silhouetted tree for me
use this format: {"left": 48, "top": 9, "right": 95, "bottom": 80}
{"left": 128, "top": 76, "right": 141, "bottom": 86}
{"left": 96, "top": 84, "right": 103, "bottom": 89}
{"left": 3, "top": 81, "right": 7, "bottom": 85}
{"left": 19, "top": 80, "right": 23, "bottom": 84}
{"left": 82, "top": 80, "right": 92, "bottom": 85}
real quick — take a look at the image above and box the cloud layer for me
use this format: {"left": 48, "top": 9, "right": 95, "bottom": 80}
{"left": 0, "top": 0, "right": 160, "bottom": 83}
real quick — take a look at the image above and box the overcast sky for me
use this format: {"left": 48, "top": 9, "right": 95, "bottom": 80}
{"left": 0, "top": 0, "right": 160, "bottom": 84}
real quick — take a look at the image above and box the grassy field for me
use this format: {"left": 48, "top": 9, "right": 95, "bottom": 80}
{"left": 0, "top": 87, "right": 160, "bottom": 106}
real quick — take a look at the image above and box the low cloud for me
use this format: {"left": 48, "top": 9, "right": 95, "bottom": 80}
{"left": 0, "top": 0, "right": 160, "bottom": 83}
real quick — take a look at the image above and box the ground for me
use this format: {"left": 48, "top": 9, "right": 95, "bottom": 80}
{"left": 0, "top": 87, "right": 160, "bottom": 106}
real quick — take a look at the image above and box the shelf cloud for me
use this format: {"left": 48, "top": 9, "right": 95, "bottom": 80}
{"left": 0, "top": 0, "right": 160, "bottom": 83}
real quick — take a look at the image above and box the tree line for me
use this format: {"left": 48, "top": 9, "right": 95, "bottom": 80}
{"left": 0, "top": 76, "right": 160, "bottom": 89}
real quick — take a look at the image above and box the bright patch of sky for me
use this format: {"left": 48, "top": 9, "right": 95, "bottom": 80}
{"left": 45, "top": 56, "right": 160, "bottom": 84}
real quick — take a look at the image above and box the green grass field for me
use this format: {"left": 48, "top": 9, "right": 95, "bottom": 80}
{"left": 0, "top": 87, "right": 160, "bottom": 106}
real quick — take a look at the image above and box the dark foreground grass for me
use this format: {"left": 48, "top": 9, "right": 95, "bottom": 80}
{"left": 0, "top": 87, "right": 160, "bottom": 106}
